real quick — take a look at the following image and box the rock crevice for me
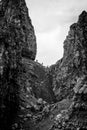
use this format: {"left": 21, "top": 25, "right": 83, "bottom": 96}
{"left": 0, "top": 0, "right": 87, "bottom": 130}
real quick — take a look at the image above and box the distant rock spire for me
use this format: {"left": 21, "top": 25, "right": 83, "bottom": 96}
{"left": 78, "top": 10, "right": 87, "bottom": 24}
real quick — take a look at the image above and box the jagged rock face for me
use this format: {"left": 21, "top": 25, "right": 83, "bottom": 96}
{"left": 1, "top": 0, "right": 87, "bottom": 129}
{"left": 0, "top": 0, "right": 36, "bottom": 129}
{"left": 48, "top": 11, "right": 87, "bottom": 130}
{"left": 26, "top": 10, "right": 87, "bottom": 130}
{"left": 0, "top": 0, "right": 56, "bottom": 130}
{"left": 21, "top": 58, "right": 56, "bottom": 103}
{"left": 0, "top": 0, "right": 37, "bottom": 62}
{"left": 50, "top": 11, "right": 87, "bottom": 101}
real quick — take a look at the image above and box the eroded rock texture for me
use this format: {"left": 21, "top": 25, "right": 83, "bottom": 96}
{"left": 50, "top": 11, "right": 87, "bottom": 101}
{"left": 1, "top": 0, "right": 87, "bottom": 129}
{"left": 0, "top": 0, "right": 56, "bottom": 130}
{"left": 0, "top": 0, "right": 36, "bottom": 129}
{"left": 49, "top": 11, "right": 87, "bottom": 130}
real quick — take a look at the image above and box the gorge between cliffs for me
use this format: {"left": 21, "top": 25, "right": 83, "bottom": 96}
{"left": 0, "top": 0, "right": 87, "bottom": 130}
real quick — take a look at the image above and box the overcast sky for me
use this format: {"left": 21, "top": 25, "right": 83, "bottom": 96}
{"left": 26, "top": 0, "right": 87, "bottom": 66}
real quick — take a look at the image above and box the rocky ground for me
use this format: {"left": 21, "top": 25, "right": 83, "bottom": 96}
{"left": 0, "top": 0, "right": 87, "bottom": 130}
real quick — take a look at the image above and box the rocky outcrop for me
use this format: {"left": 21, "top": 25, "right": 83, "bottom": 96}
{"left": 26, "top": 10, "right": 87, "bottom": 130}
{"left": 0, "top": 0, "right": 56, "bottom": 130}
{"left": 0, "top": 0, "right": 37, "bottom": 129}
{"left": 25, "top": 10, "right": 87, "bottom": 130}
{"left": 21, "top": 59, "right": 56, "bottom": 103}
{"left": 0, "top": 0, "right": 37, "bottom": 61}
{"left": 50, "top": 11, "right": 87, "bottom": 101}
{"left": 48, "top": 11, "right": 87, "bottom": 130}
{"left": 1, "top": 0, "right": 87, "bottom": 129}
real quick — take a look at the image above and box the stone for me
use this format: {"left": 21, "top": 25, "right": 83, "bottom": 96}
{"left": 37, "top": 98, "right": 43, "bottom": 105}
{"left": 1, "top": 0, "right": 87, "bottom": 130}
{"left": 49, "top": 11, "right": 87, "bottom": 130}
{"left": 55, "top": 114, "right": 62, "bottom": 121}
{"left": 0, "top": 0, "right": 37, "bottom": 129}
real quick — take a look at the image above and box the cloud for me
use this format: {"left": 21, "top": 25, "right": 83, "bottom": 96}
{"left": 35, "top": 26, "right": 68, "bottom": 66}
{"left": 26, "top": 0, "right": 87, "bottom": 33}
{"left": 26, "top": 0, "right": 87, "bottom": 65}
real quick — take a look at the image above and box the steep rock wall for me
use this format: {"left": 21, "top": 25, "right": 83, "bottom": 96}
{"left": 0, "top": 0, "right": 37, "bottom": 129}
{"left": 50, "top": 11, "right": 87, "bottom": 101}
{"left": 49, "top": 11, "right": 87, "bottom": 130}
{"left": 0, "top": 0, "right": 56, "bottom": 130}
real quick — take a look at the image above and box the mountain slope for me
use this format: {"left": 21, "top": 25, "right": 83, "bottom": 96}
{"left": 0, "top": 0, "right": 56, "bottom": 129}
{"left": 49, "top": 10, "right": 87, "bottom": 130}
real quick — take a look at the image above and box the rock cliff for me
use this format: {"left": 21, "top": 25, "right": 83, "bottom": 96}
{"left": 49, "top": 10, "right": 87, "bottom": 130}
{"left": 33, "top": 11, "right": 87, "bottom": 130}
{"left": 0, "top": 0, "right": 37, "bottom": 129}
{"left": 0, "top": 0, "right": 55, "bottom": 130}
{"left": 50, "top": 11, "right": 87, "bottom": 101}
{"left": 0, "top": 0, "right": 87, "bottom": 130}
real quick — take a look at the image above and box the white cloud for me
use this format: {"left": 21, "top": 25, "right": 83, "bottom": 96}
{"left": 26, "top": 0, "right": 87, "bottom": 33}
{"left": 26, "top": 0, "right": 87, "bottom": 65}
{"left": 36, "top": 26, "right": 69, "bottom": 66}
